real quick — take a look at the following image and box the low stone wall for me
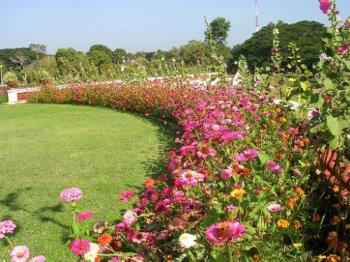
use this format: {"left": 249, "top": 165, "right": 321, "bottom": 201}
{"left": 7, "top": 87, "right": 40, "bottom": 104}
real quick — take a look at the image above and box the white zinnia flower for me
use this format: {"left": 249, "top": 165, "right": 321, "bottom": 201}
{"left": 84, "top": 243, "right": 99, "bottom": 262}
{"left": 179, "top": 233, "right": 197, "bottom": 248}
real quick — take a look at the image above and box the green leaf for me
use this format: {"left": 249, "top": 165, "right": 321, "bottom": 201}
{"left": 300, "top": 81, "right": 311, "bottom": 91}
{"left": 326, "top": 116, "right": 348, "bottom": 149}
{"left": 324, "top": 78, "right": 335, "bottom": 91}
{"left": 258, "top": 151, "right": 270, "bottom": 166}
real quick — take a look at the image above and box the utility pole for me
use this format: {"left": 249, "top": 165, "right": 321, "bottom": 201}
{"left": 255, "top": 0, "right": 260, "bottom": 32}
{"left": 0, "top": 66, "right": 3, "bottom": 86}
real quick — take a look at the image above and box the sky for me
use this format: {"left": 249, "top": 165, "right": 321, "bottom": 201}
{"left": 1, "top": 0, "right": 350, "bottom": 54}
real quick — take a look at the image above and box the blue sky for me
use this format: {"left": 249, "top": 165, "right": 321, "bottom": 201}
{"left": 1, "top": 0, "right": 350, "bottom": 54}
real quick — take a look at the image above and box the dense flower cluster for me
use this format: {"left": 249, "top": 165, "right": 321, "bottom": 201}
{"left": 31, "top": 80, "right": 311, "bottom": 260}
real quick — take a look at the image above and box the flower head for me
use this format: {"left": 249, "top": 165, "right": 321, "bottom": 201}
{"left": 123, "top": 210, "right": 137, "bottom": 226}
{"left": 76, "top": 211, "right": 94, "bottom": 222}
{"left": 70, "top": 239, "right": 91, "bottom": 256}
{"left": 29, "top": 256, "right": 46, "bottom": 262}
{"left": 84, "top": 243, "right": 99, "bottom": 262}
{"left": 277, "top": 219, "right": 290, "bottom": 229}
{"left": 267, "top": 160, "right": 283, "bottom": 174}
{"left": 119, "top": 190, "right": 136, "bottom": 202}
{"left": 179, "top": 170, "right": 205, "bottom": 186}
{"left": 226, "top": 204, "right": 236, "bottom": 213}
{"left": 319, "top": 0, "right": 331, "bottom": 14}
{"left": 59, "top": 187, "right": 82, "bottom": 202}
{"left": 205, "top": 221, "right": 245, "bottom": 245}
{"left": 230, "top": 189, "right": 246, "bottom": 200}
{"left": 235, "top": 148, "right": 258, "bottom": 163}
{"left": 220, "top": 167, "right": 233, "bottom": 181}
{"left": 179, "top": 233, "right": 197, "bottom": 248}
{"left": 0, "top": 220, "right": 16, "bottom": 239}
{"left": 98, "top": 234, "right": 113, "bottom": 246}
{"left": 267, "top": 204, "right": 282, "bottom": 213}
{"left": 10, "top": 246, "right": 30, "bottom": 262}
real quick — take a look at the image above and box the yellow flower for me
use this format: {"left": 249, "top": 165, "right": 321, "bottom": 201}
{"left": 230, "top": 189, "right": 246, "bottom": 200}
{"left": 333, "top": 185, "right": 339, "bottom": 193}
{"left": 277, "top": 219, "right": 290, "bottom": 229}
{"left": 293, "top": 243, "right": 302, "bottom": 249}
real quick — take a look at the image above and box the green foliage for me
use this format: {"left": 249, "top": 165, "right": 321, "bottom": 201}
{"left": 0, "top": 47, "right": 44, "bottom": 71}
{"left": 113, "top": 48, "right": 127, "bottom": 64}
{"left": 205, "top": 17, "right": 231, "bottom": 45}
{"left": 229, "top": 21, "right": 326, "bottom": 72}
{"left": 3, "top": 71, "right": 18, "bottom": 84}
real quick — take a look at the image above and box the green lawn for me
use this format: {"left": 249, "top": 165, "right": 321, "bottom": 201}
{"left": 0, "top": 104, "right": 173, "bottom": 261}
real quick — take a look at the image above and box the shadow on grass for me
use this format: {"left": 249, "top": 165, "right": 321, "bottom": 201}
{"left": 0, "top": 187, "right": 68, "bottom": 235}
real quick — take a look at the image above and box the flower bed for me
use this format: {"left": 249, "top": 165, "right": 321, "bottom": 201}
{"left": 26, "top": 81, "right": 314, "bottom": 261}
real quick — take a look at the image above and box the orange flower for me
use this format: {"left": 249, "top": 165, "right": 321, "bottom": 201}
{"left": 327, "top": 231, "right": 338, "bottom": 249}
{"left": 333, "top": 185, "right": 339, "bottom": 193}
{"left": 294, "top": 187, "right": 305, "bottom": 197}
{"left": 326, "top": 254, "right": 340, "bottom": 262}
{"left": 98, "top": 233, "right": 113, "bottom": 246}
{"left": 232, "top": 164, "right": 250, "bottom": 176}
{"left": 144, "top": 178, "right": 155, "bottom": 188}
{"left": 330, "top": 216, "right": 341, "bottom": 225}
{"left": 277, "top": 219, "right": 290, "bottom": 229}
{"left": 287, "top": 197, "right": 299, "bottom": 209}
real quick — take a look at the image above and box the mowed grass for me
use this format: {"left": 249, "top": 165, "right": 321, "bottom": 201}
{"left": 0, "top": 104, "right": 173, "bottom": 261}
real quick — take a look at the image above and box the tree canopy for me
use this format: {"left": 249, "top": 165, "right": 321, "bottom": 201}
{"left": 228, "top": 20, "right": 326, "bottom": 72}
{"left": 205, "top": 17, "right": 231, "bottom": 45}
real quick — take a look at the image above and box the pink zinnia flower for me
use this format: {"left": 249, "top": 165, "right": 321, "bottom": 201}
{"left": 123, "top": 210, "right": 137, "bottom": 226}
{"left": 59, "top": 187, "right": 82, "bottom": 202}
{"left": 205, "top": 221, "right": 245, "bottom": 245}
{"left": 131, "top": 231, "right": 150, "bottom": 244}
{"left": 267, "top": 204, "right": 282, "bottom": 213}
{"left": 10, "top": 246, "right": 30, "bottom": 262}
{"left": 0, "top": 220, "right": 16, "bottom": 239}
{"left": 221, "top": 131, "right": 246, "bottom": 142}
{"left": 226, "top": 204, "right": 237, "bottom": 213}
{"left": 220, "top": 167, "right": 233, "bottom": 181}
{"left": 179, "top": 170, "right": 205, "bottom": 186}
{"left": 69, "top": 239, "right": 90, "bottom": 256}
{"left": 319, "top": 0, "right": 331, "bottom": 14}
{"left": 267, "top": 160, "right": 283, "bottom": 174}
{"left": 119, "top": 190, "right": 136, "bottom": 202}
{"left": 235, "top": 148, "right": 258, "bottom": 163}
{"left": 76, "top": 211, "right": 94, "bottom": 222}
{"left": 29, "top": 256, "right": 46, "bottom": 262}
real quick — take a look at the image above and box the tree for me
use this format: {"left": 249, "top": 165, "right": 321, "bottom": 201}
{"left": 113, "top": 48, "right": 127, "bottom": 64}
{"left": 89, "top": 45, "right": 113, "bottom": 59}
{"left": 205, "top": 17, "right": 231, "bottom": 45}
{"left": 29, "top": 44, "right": 47, "bottom": 54}
{"left": 228, "top": 20, "right": 326, "bottom": 72}
{"left": 56, "top": 48, "right": 92, "bottom": 81}
{"left": 179, "top": 40, "right": 211, "bottom": 66}
{"left": 88, "top": 50, "right": 113, "bottom": 75}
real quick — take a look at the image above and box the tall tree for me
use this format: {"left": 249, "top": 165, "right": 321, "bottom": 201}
{"left": 205, "top": 17, "right": 231, "bottom": 45}
{"left": 29, "top": 44, "right": 47, "bottom": 54}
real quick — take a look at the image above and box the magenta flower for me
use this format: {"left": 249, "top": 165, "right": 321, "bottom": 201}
{"left": 119, "top": 190, "right": 136, "bottom": 202}
{"left": 205, "top": 221, "right": 245, "bottom": 245}
{"left": 220, "top": 167, "right": 233, "bottom": 181}
{"left": 179, "top": 170, "right": 205, "bottom": 186}
{"left": 76, "top": 211, "right": 94, "bottom": 222}
{"left": 267, "top": 204, "right": 282, "bottom": 213}
{"left": 59, "top": 187, "right": 82, "bottom": 202}
{"left": 235, "top": 148, "right": 259, "bottom": 163}
{"left": 131, "top": 231, "right": 150, "bottom": 244}
{"left": 0, "top": 220, "right": 16, "bottom": 239}
{"left": 29, "top": 256, "right": 46, "bottom": 262}
{"left": 319, "top": 0, "right": 331, "bottom": 14}
{"left": 221, "top": 131, "right": 246, "bottom": 142}
{"left": 337, "top": 43, "right": 349, "bottom": 56}
{"left": 10, "top": 246, "right": 30, "bottom": 262}
{"left": 69, "top": 239, "right": 91, "bottom": 256}
{"left": 267, "top": 160, "right": 283, "bottom": 174}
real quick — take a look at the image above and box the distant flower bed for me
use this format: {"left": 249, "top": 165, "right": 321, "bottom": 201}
{"left": 28, "top": 81, "right": 314, "bottom": 261}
